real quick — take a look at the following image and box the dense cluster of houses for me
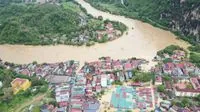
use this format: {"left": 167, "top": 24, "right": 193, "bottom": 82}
{"left": 12, "top": 61, "right": 79, "bottom": 82}
{"left": 96, "top": 22, "right": 122, "bottom": 41}
{"left": 53, "top": 73, "right": 100, "bottom": 112}
{"left": 153, "top": 50, "right": 200, "bottom": 77}
{"left": 159, "top": 100, "right": 200, "bottom": 112}
{"left": 70, "top": 22, "right": 123, "bottom": 45}
{"left": 173, "top": 77, "right": 200, "bottom": 97}
{"left": 136, "top": 87, "right": 157, "bottom": 109}
{"left": 80, "top": 57, "right": 147, "bottom": 91}
{"left": 152, "top": 49, "right": 200, "bottom": 111}
{"left": 52, "top": 57, "right": 146, "bottom": 112}
{"left": 110, "top": 86, "right": 158, "bottom": 111}
{"left": 152, "top": 49, "right": 200, "bottom": 98}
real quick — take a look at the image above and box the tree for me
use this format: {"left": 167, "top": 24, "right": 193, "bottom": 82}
{"left": 126, "top": 110, "right": 132, "bottom": 112}
{"left": 195, "top": 94, "right": 200, "bottom": 102}
{"left": 162, "top": 75, "right": 171, "bottom": 81}
{"left": 132, "top": 72, "right": 154, "bottom": 82}
{"left": 157, "top": 85, "right": 165, "bottom": 92}
{"left": 181, "top": 98, "right": 191, "bottom": 107}
{"left": 2, "top": 87, "right": 13, "bottom": 103}
{"left": 190, "top": 53, "right": 200, "bottom": 67}
{"left": 22, "top": 89, "right": 32, "bottom": 97}
{"left": 100, "top": 90, "right": 105, "bottom": 95}
{"left": 163, "top": 58, "right": 173, "bottom": 63}
{"left": 39, "top": 85, "right": 48, "bottom": 93}
{"left": 97, "top": 16, "right": 103, "bottom": 21}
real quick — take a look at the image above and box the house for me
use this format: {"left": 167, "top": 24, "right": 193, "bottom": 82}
{"left": 163, "top": 63, "right": 175, "bottom": 74}
{"left": 95, "top": 85, "right": 101, "bottom": 93}
{"left": 83, "top": 100, "right": 100, "bottom": 112}
{"left": 40, "top": 104, "right": 56, "bottom": 112}
{"left": 164, "top": 81, "right": 172, "bottom": 91}
{"left": 174, "top": 79, "right": 200, "bottom": 97}
{"left": 160, "top": 100, "right": 171, "bottom": 110}
{"left": 57, "top": 107, "right": 67, "bottom": 112}
{"left": 101, "top": 75, "right": 107, "bottom": 87}
{"left": 128, "top": 71, "right": 133, "bottom": 79}
{"left": 105, "top": 23, "right": 114, "bottom": 31}
{"left": 190, "top": 77, "right": 200, "bottom": 90}
{"left": 155, "top": 76, "right": 162, "bottom": 85}
{"left": 124, "top": 63, "right": 132, "bottom": 71}
{"left": 169, "top": 105, "right": 180, "bottom": 112}
{"left": 55, "top": 84, "right": 70, "bottom": 106}
{"left": 71, "top": 108, "right": 82, "bottom": 112}
{"left": 112, "top": 60, "right": 123, "bottom": 70}
{"left": 20, "top": 69, "right": 31, "bottom": 76}
{"left": 11, "top": 78, "right": 31, "bottom": 94}
{"left": 130, "top": 82, "right": 142, "bottom": 86}
{"left": 171, "top": 50, "right": 185, "bottom": 62}
{"left": 46, "top": 75, "right": 71, "bottom": 84}
{"left": 193, "top": 67, "right": 200, "bottom": 76}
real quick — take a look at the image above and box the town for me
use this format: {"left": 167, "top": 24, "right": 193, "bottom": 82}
{"left": 0, "top": 46, "right": 200, "bottom": 112}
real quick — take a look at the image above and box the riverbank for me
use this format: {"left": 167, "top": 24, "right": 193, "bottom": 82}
{"left": 85, "top": 0, "right": 199, "bottom": 45}
{"left": 0, "top": 1, "right": 126, "bottom": 46}
{"left": 0, "top": 0, "right": 189, "bottom": 71}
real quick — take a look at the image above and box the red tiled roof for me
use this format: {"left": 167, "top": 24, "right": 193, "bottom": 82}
{"left": 11, "top": 78, "right": 27, "bottom": 85}
{"left": 191, "top": 77, "right": 200, "bottom": 89}
{"left": 124, "top": 63, "right": 132, "bottom": 70}
{"left": 176, "top": 63, "right": 185, "bottom": 69}
{"left": 71, "top": 108, "right": 82, "bottom": 112}
{"left": 59, "top": 102, "right": 68, "bottom": 107}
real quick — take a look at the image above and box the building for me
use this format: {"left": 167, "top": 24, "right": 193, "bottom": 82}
{"left": 174, "top": 79, "right": 200, "bottom": 97}
{"left": 47, "top": 75, "right": 71, "bottom": 84}
{"left": 55, "top": 84, "right": 70, "bottom": 107}
{"left": 83, "top": 100, "right": 100, "bottom": 112}
{"left": 190, "top": 77, "right": 200, "bottom": 90}
{"left": 101, "top": 75, "right": 107, "bottom": 87}
{"left": 11, "top": 78, "right": 31, "bottom": 94}
{"left": 155, "top": 76, "right": 162, "bottom": 85}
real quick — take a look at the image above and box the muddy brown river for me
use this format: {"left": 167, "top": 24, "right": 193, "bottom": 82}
{"left": 0, "top": 0, "right": 189, "bottom": 70}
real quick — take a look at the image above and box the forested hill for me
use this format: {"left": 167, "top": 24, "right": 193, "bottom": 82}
{"left": 0, "top": 0, "right": 126, "bottom": 45}
{"left": 86, "top": 0, "right": 200, "bottom": 44}
{"left": 0, "top": 3, "right": 80, "bottom": 45}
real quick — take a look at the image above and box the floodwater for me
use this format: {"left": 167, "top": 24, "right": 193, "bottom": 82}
{"left": 0, "top": 0, "right": 189, "bottom": 70}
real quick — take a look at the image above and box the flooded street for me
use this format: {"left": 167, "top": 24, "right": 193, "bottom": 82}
{"left": 0, "top": 0, "right": 189, "bottom": 70}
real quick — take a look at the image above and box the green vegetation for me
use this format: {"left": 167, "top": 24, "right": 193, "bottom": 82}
{"left": 157, "top": 85, "right": 165, "bottom": 93}
{"left": 195, "top": 94, "right": 200, "bottom": 106}
{"left": 32, "top": 106, "right": 40, "bottom": 112}
{"left": 112, "top": 80, "right": 123, "bottom": 85}
{"left": 162, "top": 75, "right": 172, "bottom": 81}
{"left": 0, "top": 1, "right": 126, "bottom": 45}
{"left": 157, "top": 45, "right": 183, "bottom": 56}
{"left": 172, "top": 97, "right": 193, "bottom": 107}
{"left": 132, "top": 71, "right": 155, "bottom": 82}
{"left": 96, "top": 90, "right": 105, "bottom": 98}
{"left": 0, "top": 67, "right": 48, "bottom": 112}
{"left": 0, "top": 3, "right": 79, "bottom": 45}
{"left": 189, "top": 44, "right": 200, "bottom": 67}
{"left": 172, "top": 95, "right": 200, "bottom": 107}
{"left": 189, "top": 45, "right": 200, "bottom": 53}
{"left": 189, "top": 52, "right": 200, "bottom": 67}
{"left": 86, "top": 0, "right": 200, "bottom": 45}
{"left": 163, "top": 58, "right": 173, "bottom": 63}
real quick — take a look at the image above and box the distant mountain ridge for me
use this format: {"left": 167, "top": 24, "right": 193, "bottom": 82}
{"left": 87, "top": 0, "right": 200, "bottom": 44}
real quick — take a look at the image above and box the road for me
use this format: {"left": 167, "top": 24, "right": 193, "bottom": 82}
{"left": 15, "top": 92, "right": 48, "bottom": 112}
